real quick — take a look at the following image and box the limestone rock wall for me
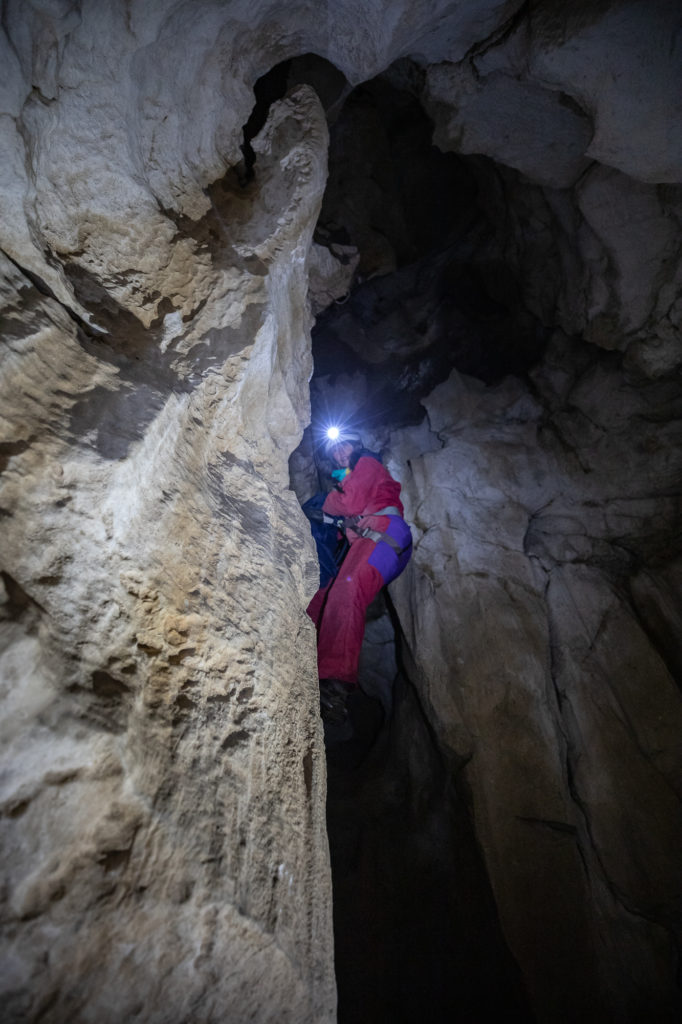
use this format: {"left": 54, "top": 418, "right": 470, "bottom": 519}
{"left": 462, "top": 158, "right": 682, "bottom": 378}
{"left": 1, "top": 12, "right": 335, "bottom": 1014}
{"left": 386, "top": 339, "right": 682, "bottom": 1020}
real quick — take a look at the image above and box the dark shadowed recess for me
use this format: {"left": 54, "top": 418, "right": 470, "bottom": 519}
{"left": 246, "top": 54, "right": 550, "bottom": 433}
{"left": 322, "top": 594, "right": 533, "bottom": 1024}
{"left": 310, "top": 64, "right": 550, "bottom": 430}
{"left": 237, "top": 53, "right": 542, "bottom": 1020}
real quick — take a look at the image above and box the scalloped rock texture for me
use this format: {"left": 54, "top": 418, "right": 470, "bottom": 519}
{"left": 0, "top": 24, "right": 335, "bottom": 1021}
{"left": 1, "top": 1, "right": 682, "bottom": 1023}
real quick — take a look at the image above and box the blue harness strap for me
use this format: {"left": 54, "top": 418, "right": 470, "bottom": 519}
{"left": 302, "top": 492, "right": 349, "bottom": 588}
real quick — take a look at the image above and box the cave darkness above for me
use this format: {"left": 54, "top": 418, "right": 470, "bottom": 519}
{"left": 311, "top": 70, "right": 549, "bottom": 408}
{"left": 250, "top": 56, "right": 551, "bottom": 434}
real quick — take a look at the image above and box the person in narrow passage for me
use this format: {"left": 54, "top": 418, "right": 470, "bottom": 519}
{"left": 306, "top": 431, "right": 412, "bottom": 723}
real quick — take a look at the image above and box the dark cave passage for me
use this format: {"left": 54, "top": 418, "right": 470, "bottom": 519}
{"left": 324, "top": 598, "right": 533, "bottom": 1023}
{"left": 283, "top": 58, "right": 552, "bottom": 1022}
{"left": 310, "top": 68, "right": 550, "bottom": 409}
{"left": 284, "top": 46, "right": 682, "bottom": 1023}
{"left": 248, "top": 55, "right": 551, "bottom": 434}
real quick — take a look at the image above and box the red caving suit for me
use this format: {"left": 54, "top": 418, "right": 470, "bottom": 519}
{"left": 307, "top": 454, "right": 412, "bottom": 687}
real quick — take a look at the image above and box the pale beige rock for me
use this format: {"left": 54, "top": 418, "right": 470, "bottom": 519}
{"left": 0, "top": 82, "right": 335, "bottom": 1023}
{"left": 576, "top": 166, "right": 682, "bottom": 348}
{"left": 467, "top": 159, "right": 682, "bottom": 370}
{"left": 459, "top": 0, "right": 682, "bottom": 184}
{"left": 420, "top": 1, "right": 682, "bottom": 369}
{"left": 307, "top": 242, "right": 360, "bottom": 315}
{"left": 528, "top": 0, "right": 682, "bottom": 184}
{"left": 0, "top": 0, "right": 522, "bottom": 321}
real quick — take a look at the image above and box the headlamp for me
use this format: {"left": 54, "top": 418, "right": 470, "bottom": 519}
{"left": 320, "top": 423, "right": 363, "bottom": 453}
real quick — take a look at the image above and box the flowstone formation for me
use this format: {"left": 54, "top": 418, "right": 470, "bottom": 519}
{"left": 1, "top": 1, "right": 681, "bottom": 1023}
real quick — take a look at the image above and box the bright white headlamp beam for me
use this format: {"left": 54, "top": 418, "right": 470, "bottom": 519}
{"left": 326, "top": 426, "right": 340, "bottom": 441}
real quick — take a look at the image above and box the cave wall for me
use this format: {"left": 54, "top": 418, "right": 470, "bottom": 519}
{"left": 1, "top": 6, "right": 337, "bottom": 1015}
{"left": 1, "top": 1, "right": 681, "bottom": 1022}
{"left": 386, "top": 344, "right": 682, "bottom": 1020}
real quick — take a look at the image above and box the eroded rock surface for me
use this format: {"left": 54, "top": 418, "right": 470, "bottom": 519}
{"left": 385, "top": 340, "right": 682, "bottom": 1021}
{"left": 1, "top": 69, "right": 335, "bottom": 1024}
